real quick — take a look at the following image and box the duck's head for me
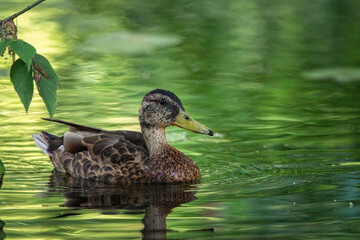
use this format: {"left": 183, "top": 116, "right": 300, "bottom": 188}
{"left": 139, "top": 89, "right": 213, "bottom": 136}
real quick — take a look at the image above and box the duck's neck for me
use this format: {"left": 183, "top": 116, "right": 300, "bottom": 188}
{"left": 141, "top": 126, "right": 168, "bottom": 157}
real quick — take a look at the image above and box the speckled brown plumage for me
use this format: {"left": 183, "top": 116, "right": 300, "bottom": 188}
{"left": 33, "top": 89, "right": 213, "bottom": 184}
{"left": 44, "top": 130, "right": 151, "bottom": 184}
{"left": 145, "top": 145, "right": 201, "bottom": 183}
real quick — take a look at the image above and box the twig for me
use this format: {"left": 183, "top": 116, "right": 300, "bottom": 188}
{"left": 0, "top": 0, "right": 46, "bottom": 25}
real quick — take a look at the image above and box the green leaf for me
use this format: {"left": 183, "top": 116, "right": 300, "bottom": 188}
{"left": 10, "top": 59, "right": 34, "bottom": 112}
{"left": 0, "top": 159, "right": 5, "bottom": 184}
{"left": 33, "top": 54, "right": 58, "bottom": 118}
{"left": 0, "top": 39, "right": 12, "bottom": 56}
{"left": 9, "top": 40, "right": 36, "bottom": 70}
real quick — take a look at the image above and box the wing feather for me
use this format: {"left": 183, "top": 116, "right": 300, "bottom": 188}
{"left": 40, "top": 119, "right": 150, "bottom": 183}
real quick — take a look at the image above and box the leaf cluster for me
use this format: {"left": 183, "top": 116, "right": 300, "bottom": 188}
{"left": 1, "top": 30, "right": 58, "bottom": 117}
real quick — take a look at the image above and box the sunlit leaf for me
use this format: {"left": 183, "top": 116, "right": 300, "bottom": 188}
{"left": 9, "top": 40, "right": 36, "bottom": 70}
{"left": 33, "top": 54, "right": 58, "bottom": 118}
{"left": 10, "top": 59, "right": 34, "bottom": 112}
{"left": 0, "top": 39, "right": 12, "bottom": 56}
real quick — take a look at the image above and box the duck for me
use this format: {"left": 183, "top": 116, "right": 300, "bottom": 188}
{"left": 33, "top": 89, "right": 213, "bottom": 184}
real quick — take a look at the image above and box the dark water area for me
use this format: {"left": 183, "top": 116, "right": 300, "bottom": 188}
{"left": 1, "top": 0, "right": 360, "bottom": 239}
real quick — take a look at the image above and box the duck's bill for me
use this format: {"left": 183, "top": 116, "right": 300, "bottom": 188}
{"left": 172, "top": 109, "right": 213, "bottom": 136}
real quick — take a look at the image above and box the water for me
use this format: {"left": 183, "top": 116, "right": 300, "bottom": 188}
{"left": 1, "top": 0, "right": 360, "bottom": 239}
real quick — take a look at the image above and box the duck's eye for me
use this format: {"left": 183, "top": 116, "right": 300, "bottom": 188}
{"left": 160, "top": 98, "right": 166, "bottom": 105}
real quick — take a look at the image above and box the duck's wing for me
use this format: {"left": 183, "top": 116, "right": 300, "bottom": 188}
{"left": 60, "top": 134, "right": 149, "bottom": 183}
{"left": 81, "top": 133, "right": 147, "bottom": 166}
{"left": 42, "top": 118, "right": 147, "bottom": 151}
{"left": 35, "top": 119, "right": 150, "bottom": 183}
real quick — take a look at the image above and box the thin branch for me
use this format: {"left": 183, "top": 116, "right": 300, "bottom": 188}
{"left": 0, "top": 0, "right": 46, "bottom": 25}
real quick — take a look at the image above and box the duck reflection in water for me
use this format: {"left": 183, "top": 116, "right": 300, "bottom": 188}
{"left": 48, "top": 171, "right": 198, "bottom": 239}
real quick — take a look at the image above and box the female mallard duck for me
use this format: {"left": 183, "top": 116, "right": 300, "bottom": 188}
{"left": 33, "top": 89, "right": 213, "bottom": 184}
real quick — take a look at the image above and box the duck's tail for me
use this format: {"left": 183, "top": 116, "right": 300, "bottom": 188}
{"left": 32, "top": 132, "right": 63, "bottom": 155}
{"left": 33, "top": 132, "right": 67, "bottom": 172}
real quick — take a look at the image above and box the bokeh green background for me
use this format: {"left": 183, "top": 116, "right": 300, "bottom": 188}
{"left": 0, "top": 0, "right": 360, "bottom": 239}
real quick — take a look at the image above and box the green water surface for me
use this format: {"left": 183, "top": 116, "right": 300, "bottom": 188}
{"left": 1, "top": 0, "right": 360, "bottom": 239}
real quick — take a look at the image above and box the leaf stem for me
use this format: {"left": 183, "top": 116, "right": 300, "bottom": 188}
{"left": 0, "top": 0, "right": 46, "bottom": 26}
